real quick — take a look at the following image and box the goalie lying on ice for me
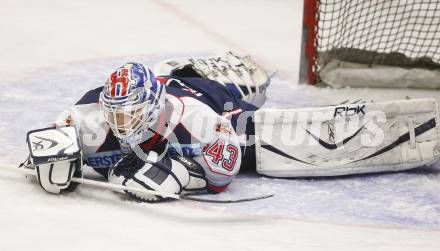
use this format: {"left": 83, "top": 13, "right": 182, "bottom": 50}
{"left": 24, "top": 52, "right": 440, "bottom": 202}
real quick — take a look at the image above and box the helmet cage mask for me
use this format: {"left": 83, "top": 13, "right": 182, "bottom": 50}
{"left": 100, "top": 82, "right": 164, "bottom": 145}
{"left": 99, "top": 62, "right": 165, "bottom": 145}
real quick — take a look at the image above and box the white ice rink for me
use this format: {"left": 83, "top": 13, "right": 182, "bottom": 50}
{"left": 0, "top": 0, "right": 440, "bottom": 250}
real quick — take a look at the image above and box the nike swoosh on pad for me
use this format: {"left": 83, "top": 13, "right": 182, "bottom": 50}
{"left": 305, "top": 125, "right": 365, "bottom": 150}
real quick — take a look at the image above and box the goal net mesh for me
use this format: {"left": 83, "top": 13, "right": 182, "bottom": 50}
{"left": 311, "top": 0, "right": 440, "bottom": 86}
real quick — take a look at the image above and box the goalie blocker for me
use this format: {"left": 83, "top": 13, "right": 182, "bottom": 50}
{"left": 26, "top": 126, "right": 82, "bottom": 193}
{"left": 254, "top": 98, "right": 440, "bottom": 177}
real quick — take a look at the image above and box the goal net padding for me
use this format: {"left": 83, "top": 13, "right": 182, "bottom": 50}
{"left": 299, "top": 0, "right": 440, "bottom": 89}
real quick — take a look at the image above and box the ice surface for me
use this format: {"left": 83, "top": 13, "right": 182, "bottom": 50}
{"left": 1, "top": 0, "right": 440, "bottom": 250}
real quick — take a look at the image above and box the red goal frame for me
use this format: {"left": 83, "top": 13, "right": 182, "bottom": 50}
{"left": 299, "top": 0, "right": 318, "bottom": 85}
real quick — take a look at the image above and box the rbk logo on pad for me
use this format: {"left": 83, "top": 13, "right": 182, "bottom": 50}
{"left": 305, "top": 125, "right": 365, "bottom": 150}
{"left": 333, "top": 105, "right": 366, "bottom": 118}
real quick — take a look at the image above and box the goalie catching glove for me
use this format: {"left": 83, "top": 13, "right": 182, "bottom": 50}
{"left": 108, "top": 152, "right": 208, "bottom": 202}
{"left": 26, "top": 126, "right": 82, "bottom": 194}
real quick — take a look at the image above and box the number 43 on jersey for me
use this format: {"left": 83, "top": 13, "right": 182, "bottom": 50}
{"left": 204, "top": 139, "right": 240, "bottom": 175}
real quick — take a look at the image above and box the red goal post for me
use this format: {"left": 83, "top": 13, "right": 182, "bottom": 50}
{"left": 299, "top": 0, "right": 440, "bottom": 89}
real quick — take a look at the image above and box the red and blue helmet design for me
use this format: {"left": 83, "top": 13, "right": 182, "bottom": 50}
{"left": 103, "top": 62, "right": 160, "bottom": 102}
{"left": 99, "top": 62, "right": 166, "bottom": 144}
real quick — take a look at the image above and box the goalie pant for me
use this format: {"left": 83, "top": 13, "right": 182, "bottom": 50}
{"left": 56, "top": 76, "right": 259, "bottom": 194}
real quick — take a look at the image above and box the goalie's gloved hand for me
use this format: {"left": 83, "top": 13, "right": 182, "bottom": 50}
{"left": 171, "top": 154, "right": 207, "bottom": 191}
{"left": 26, "top": 126, "right": 82, "bottom": 194}
{"left": 35, "top": 159, "right": 81, "bottom": 194}
{"left": 109, "top": 152, "right": 190, "bottom": 202}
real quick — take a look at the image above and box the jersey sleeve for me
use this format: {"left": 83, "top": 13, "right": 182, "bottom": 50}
{"left": 192, "top": 117, "right": 241, "bottom": 193}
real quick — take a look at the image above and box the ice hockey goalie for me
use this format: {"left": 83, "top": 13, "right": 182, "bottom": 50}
{"left": 23, "top": 51, "right": 440, "bottom": 202}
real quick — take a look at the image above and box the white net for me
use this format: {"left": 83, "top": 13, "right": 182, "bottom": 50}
{"left": 310, "top": 0, "right": 440, "bottom": 88}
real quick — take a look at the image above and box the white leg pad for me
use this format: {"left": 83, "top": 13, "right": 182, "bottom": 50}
{"left": 254, "top": 98, "right": 440, "bottom": 177}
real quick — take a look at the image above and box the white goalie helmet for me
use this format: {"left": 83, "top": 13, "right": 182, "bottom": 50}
{"left": 99, "top": 62, "right": 166, "bottom": 146}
